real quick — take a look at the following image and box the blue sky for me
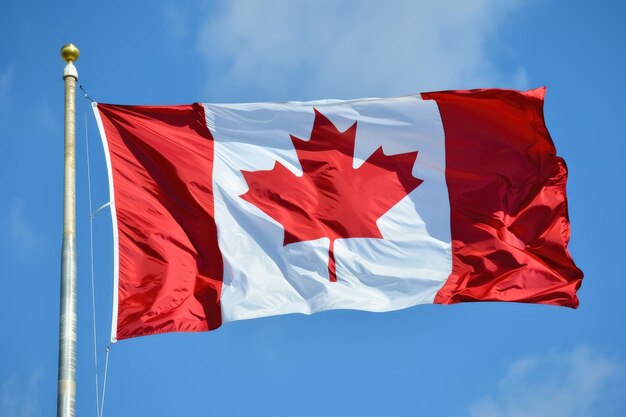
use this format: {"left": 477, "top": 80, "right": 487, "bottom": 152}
{"left": 1, "top": 1, "right": 625, "bottom": 416}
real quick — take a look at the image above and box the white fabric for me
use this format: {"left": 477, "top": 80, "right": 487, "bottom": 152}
{"left": 204, "top": 95, "right": 452, "bottom": 323}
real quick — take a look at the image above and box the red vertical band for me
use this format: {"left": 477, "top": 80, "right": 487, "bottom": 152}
{"left": 422, "top": 88, "right": 583, "bottom": 307}
{"left": 97, "top": 103, "right": 223, "bottom": 340}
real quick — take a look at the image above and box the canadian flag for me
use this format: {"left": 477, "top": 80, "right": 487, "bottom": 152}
{"left": 94, "top": 88, "right": 582, "bottom": 342}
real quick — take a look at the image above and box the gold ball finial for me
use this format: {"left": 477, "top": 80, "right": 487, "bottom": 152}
{"left": 61, "top": 44, "right": 80, "bottom": 63}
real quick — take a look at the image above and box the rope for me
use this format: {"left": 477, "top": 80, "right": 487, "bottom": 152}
{"left": 99, "top": 345, "right": 112, "bottom": 417}
{"left": 83, "top": 85, "right": 112, "bottom": 417}
{"left": 84, "top": 96, "right": 101, "bottom": 417}
{"left": 84, "top": 89, "right": 113, "bottom": 417}
{"left": 80, "top": 84, "right": 95, "bottom": 102}
{"left": 92, "top": 202, "right": 111, "bottom": 217}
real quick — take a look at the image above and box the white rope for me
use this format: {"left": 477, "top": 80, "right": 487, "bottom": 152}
{"left": 99, "top": 345, "right": 111, "bottom": 417}
{"left": 82, "top": 86, "right": 112, "bottom": 417}
{"left": 92, "top": 202, "right": 111, "bottom": 217}
{"left": 84, "top": 98, "right": 101, "bottom": 417}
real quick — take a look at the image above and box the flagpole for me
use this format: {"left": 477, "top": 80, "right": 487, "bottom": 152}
{"left": 58, "top": 43, "right": 79, "bottom": 417}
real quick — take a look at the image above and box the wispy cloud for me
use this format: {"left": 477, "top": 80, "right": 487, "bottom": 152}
{"left": 8, "top": 199, "right": 41, "bottom": 254}
{"left": 163, "top": 4, "right": 191, "bottom": 40}
{"left": 469, "top": 347, "right": 626, "bottom": 417}
{"left": 1, "top": 372, "right": 41, "bottom": 417}
{"left": 0, "top": 64, "right": 15, "bottom": 104}
{"left": 162, "top": 1, "right": 211, "bottom": 41}
{"left": 36, "top": 99, "right": 56, "bottom": 132}
{"left": 197, "top": 0, "right": 527, "bottom": 101}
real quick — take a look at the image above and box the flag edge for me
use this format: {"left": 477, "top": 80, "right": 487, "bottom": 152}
{"left": 92, "top": 102, "right": 120, "bottom": 343}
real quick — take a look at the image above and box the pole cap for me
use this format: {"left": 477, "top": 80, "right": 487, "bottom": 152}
{"left": 61, "top": 44, "right": 80, "bottom": 63}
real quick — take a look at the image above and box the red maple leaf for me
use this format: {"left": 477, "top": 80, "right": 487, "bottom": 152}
{"left": 240, "top": 109, "right": 422, "bottom": 282}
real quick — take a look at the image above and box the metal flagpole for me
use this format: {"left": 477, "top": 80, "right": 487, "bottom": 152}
{"left": 58, "top": 43, "right": 80, "bottom": 417}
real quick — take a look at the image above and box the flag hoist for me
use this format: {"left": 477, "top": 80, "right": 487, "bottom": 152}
{"left": 58, "top": 43, "right": 79, "bottom": 417}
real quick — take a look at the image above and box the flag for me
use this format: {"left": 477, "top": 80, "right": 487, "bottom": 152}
{"left": 94, "top": 88, "right": 583, "bottom": 342}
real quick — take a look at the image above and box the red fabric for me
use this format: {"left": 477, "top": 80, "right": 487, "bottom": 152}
{"left": 422, "top": 88, "right": 583, "bottom": 307}
{"left": 97, "top": 90, "right": 583, "bottom": 342}
{"left": 97, "top": 103, "right": 223, "bottom": 340}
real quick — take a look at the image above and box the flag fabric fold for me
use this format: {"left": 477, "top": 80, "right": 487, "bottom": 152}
{"left": 94, "top": 88, "right": 582, "bottom": 342}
